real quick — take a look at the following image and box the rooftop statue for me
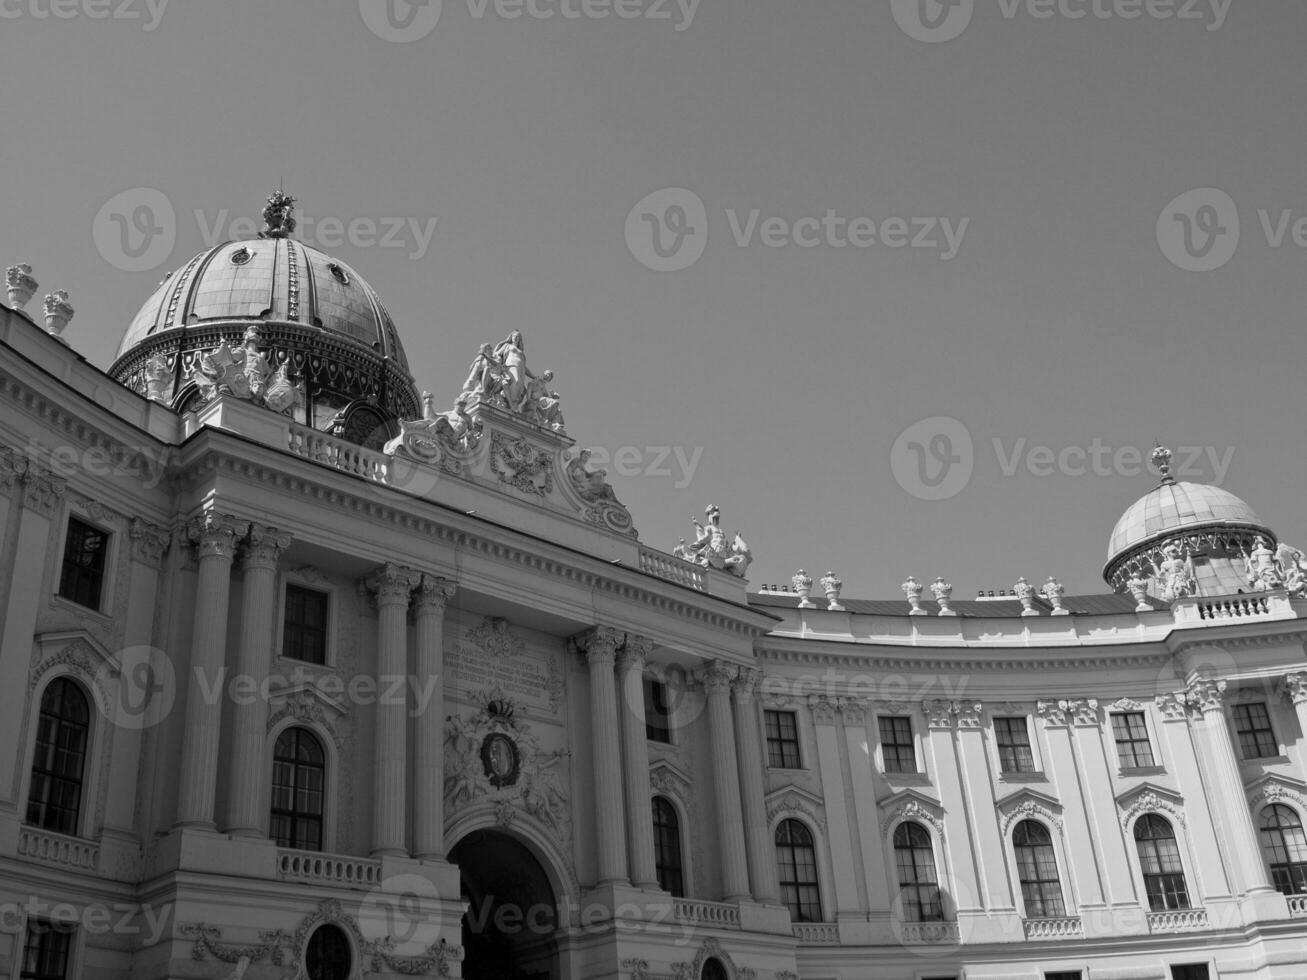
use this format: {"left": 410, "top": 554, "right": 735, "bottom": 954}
{"left": 1276, "top": 544, "right": 1307, "bottom": 599}
{"left": 259, "top": 190, "right": 296, "bottom": 239}
{"left": 459, "top": 331, "right": 566, "bottom": 433}
{"left": 1245, "top": 535, "right": 1284, "bottom": 592}
{"left": 1154, "top": 543, "right": 1196, "bottom": 602}
{"left": 190, "top": 325, "right": 302, "bottom": 416}
{"left": 684, "top": 504, "right": 752, "bottom": 578}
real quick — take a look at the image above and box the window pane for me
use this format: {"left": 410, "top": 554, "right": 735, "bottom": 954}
{"left": 58, "top": 518, "right": 107, "bottom": 610}
{"left": 271, "top": 728, "right": 325, "bottom": 850}
{"left": 776, "top": 819, "right": 822, "bottom": 922}
{"left": 766, "top": 710, "right": 801, "bottom": 769}
{"left": 283, "top": 586, "right": 328, "bottom": 665}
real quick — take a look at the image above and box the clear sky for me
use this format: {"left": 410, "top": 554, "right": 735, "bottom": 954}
{"left": 3, "top": 0, "right": 1304, "bottom": 599}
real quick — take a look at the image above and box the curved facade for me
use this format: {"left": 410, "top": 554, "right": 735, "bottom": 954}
{"left": 4, "top": 277, "right": 1307, "bottom": 979}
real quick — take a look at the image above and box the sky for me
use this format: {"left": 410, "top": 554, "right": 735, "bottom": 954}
{"left": 2, "top": 0, "right": 1305, "bottom": 599}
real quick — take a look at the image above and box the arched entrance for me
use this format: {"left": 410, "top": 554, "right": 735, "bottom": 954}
{"left": 451, "top": 829, "right": 561, "bottom": 980}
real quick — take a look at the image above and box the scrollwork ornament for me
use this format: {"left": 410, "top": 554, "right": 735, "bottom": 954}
{"left": 1037, "top": 700, "right": 1069, "bottom": 727}
{"left": 243, "top": 523, "right": 291, "bottom": 570}
{"left": 923, "top": 699, "right": 954, "bottom": 729}
{"left": 1155, "top": 691, "right": 1189, "bottom": 722}
{"left": 1186, "top": 678, "right": 1227, "bottom": 715}
{"left": 415, "top": 574, "right": 457, "bottom": 614}
{"left": 188, "top": 513, "right": 249, "bottom": 561}
{"left": 1283, "top": 672, "right": 1307, "bottom": 706}
{"left": 953, "top": 700, "right": 984, "bottom": 728}
{"left": 575, "top": 625, "right": 623, "bottom": 666}
{"left": 363, "top": 562, "right": 420, "bottom": 607}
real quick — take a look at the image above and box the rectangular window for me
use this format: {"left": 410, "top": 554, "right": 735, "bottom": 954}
{"left": 644, "top": 678, "right": 672, "bottom": 744}
{"left": 1170, "top": 966, "right": 1210, "bottom": 980}
{"left": 21, "top": 919, "right": 73, "bottom": 980}
{"left": 995, "top": 717, "right": 1036, "bottom": 773}
{"left": 282, "top": 585, "right": 329, "bottom": 665}
{"left": 1112, "top": 712, "right": 1156, "bottom": 768}
{"left": 58, "top": 518, "right": 107, "bottom": 610}
{"left": 765, "top": 710, "right": 801, "bottom": 769}
{"left": 879, "top": 715, "right": 917, "bottom": 773}
{"left": 1232, "top": 702, "right": 1278, "bottom": 759}
{"left": 1046, "top": 973, "right": 1083, "bottom": 980}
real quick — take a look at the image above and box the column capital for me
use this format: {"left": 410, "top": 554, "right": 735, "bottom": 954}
{"left": 1283, "top": 672, "right": 1307, "bottom": 705}
{"left": 1036, "top": 700, "right": 1070, "bottom": 727}
{"left": 1066, "top": 698, "right": 1100, "bottom": 727}
{"left": 1186, "top": 678, "right": 1227, "bottom": 715}
{"left": 414, "top": 573, "right": 457, "bottom": 614}
{"left": 923, "top": 698, "right": 955, "bottom": 729}
{"left": 953, "top": 700, "right": 984, "bottom": 728}
{"left": 695, "top": 660, "right": 737, "bottom": 695}
{"left": 19, "top": 461, "right": 67, "bottom": 517}
{"left": 242, "top": 523, "right": 292, "bottom": 571}
{"left": 188, "top": 513, "right": 250, "bottom": 561}
{"left": 617, "top": 633, "right": 655, "bottom": 673}
{"left": 1154, "top": 691, "right": 1190, "bottom": 722}
{"left": 731, "top": 666, "right": 762, "bottom": 703}
{"left": 363, "top": 562, "right": 420, "bottom": 607}
{"left": 575, "top": 625, "right": 624, "bottom": 666}
{"left": 129, "top": 517, "right": 171, "bottom": 567}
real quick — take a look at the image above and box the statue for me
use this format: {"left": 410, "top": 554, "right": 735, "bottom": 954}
{"left": 493, "top": 330, "right": 535, "bottom": 412}
{"left": 260, "top": 189, "right": 296, "bottom": 239}
{"left": 1245, "top": 535, "right": 1283, "bottom": 592}
{"left": 566, "top": 449, "right": 617, "bottom": 503}
{"left": 457, "top": 332, "right": 564, "bottom": 430}
{"left": 143, "top": 354, "right": 173, "bottom": 404}
{"left": 522, "top": 370, "right": 565, "bottom": 432}
{"left": 1155, "top": 543, "right": 1196, "bottom": 601}
{"left": 1277, "top": 544, "right": 1307, "bottom": 598}
{"left": 685, "top": 504, "right": 752, "bottom": 578}
{"left": 672, "top": 538, "right": 689, "bottom": 561}
{"left": 462, "top": 342, "right": 504, "bottom": 400}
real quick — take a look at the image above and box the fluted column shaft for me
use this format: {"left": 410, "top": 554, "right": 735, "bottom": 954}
{"left": 579, "top": 627, "right": 629, "bottom": 884}
{"left": 1187, "top": 679, "right": 1275, "bottom": 894}
{"left": 368, "top": 563, "right": 420, "bottom": 856}
{"left": 1283, "top": 674, "right": 1307, "bottom": 760}
{"left": 733, "top": 668, "right": 779, "bottom": 903}
{"left": 618, "top": 637, "right": 658, "bottom": 888}
{"left": 225, "top": 525, "right": 291, "bottom": 836}
{"left": 413, "top": 575, "right": 456, "bottom": 860}
{"left": 177, "top": 514, "right": 248, "bottom": 828}
{"left": 701, "top": 661, "right": 751, "bottom": 901}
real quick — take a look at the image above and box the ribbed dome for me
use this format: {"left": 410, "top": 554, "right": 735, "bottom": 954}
{"left": 1107, "top": 480, "right": 1266, "bottom": 565}
{"left": 115, "top": 238, "right": 409, "bottom": 372}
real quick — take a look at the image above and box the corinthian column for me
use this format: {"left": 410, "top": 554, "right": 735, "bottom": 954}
{"left": 413, "top": 574, "right": 456, "bottom": 860}
{"left": 1186, "top": 679, "right": 1276, "bottom": 895}
{"left": 225, "top": 524, "right": 292, "bottom": 837}
{"left": 177, "top": 513, "right": 249, "bottom": 829}
{"left": 365, "top": 563, "right": 420, "bottom": 857}
{"left": 577, "top": 626, "right": 629, "bottom": 884}
{"left": 733, "top": 667, "right": 779, "bottom": 903}
{"left": 618, "top": 635, "right": 659, "bottom": 888}
{"left": 1282, "top": 674, "right": 1307, "bottom": 758}
{"left": 699, "top": 661, "right": 751, "bottom": 901}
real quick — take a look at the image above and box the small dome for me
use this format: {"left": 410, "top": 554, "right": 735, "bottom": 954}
{"left": 1106, "top": 480, "right": 1266, "bottom": 565}
{"left": 114, "top": 238, "right": 409, "bottom": 372}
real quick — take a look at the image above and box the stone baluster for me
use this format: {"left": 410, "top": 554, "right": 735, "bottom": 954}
{"left": 364, "top": 563, "right": 420, "bottom": 856}
{"left": 617, "top": 635, "right": 659, "bottom": 888}
{"left": 224, "top": 524, "right": 292, "bottom": 837}
{"left": 177, "top": 513, "right": 249, "bottom": 828}
{"left": 733, "top": 667, "right": 780, "bottom": 903}
{"left": 576, "top": 626, "right": 629, "bottom": 884}
{"left": 413, "top": 574, "right": 456, "bottom": 860}
{"left": 699, "top": 661, "right": 751, "bottom": 901}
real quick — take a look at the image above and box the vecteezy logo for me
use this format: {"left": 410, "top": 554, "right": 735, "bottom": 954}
{"left": 96, "top": 646, "right": 177, "bottom": 731}
{"left": 891, "top": 0, "right": 974, "bottom": 43}
{"left": 625, "top": 188, "right": 708, "bottom": 272}
{"left": 891, "top": 416, "right": 974, "bottom": 501}
{"left": 358, "top": 874, "right": 442, "bottom": 954}
{"left": 1156, "top": 187, "right": 1239, "bottom": 272}
{"left": 359, "top": 0, "right": 442, "bottom": 42}
{"left": 93, "top": 188, "right": 176, "bottom": 273}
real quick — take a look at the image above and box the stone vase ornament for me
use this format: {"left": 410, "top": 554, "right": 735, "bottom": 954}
{"left": 43, "top": 290, "right": 74, "bottom": 342}
{"left": 1014, "top": 577, "right": 1039, "bottom": 616}
{"left": 1127, "top": 574, "right": 1152, "bottom": 612}
{"left": 821, "top": 571, "right": 844, "bottom": 611}
{"left": 792, "top": 569, "right": 815, "bottom": 608}
{"left": 6, "top": 264, "right": 37, "bottom": 311}
{"left": 1043, "top": 577, "right": 1069, "bottom": 616}
{"left": 931, "top": 577, "right": 955, "bottom": 616}
{"left": 902, "top": 575, "right": 925, "bottom": 615}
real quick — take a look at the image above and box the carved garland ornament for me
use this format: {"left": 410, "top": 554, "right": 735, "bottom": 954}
{"left": 1119, "top": 790, "right": 1188, "bottom": 830}
{"left": 766, "top": 791, "right": 826, "bottom": 834}
{"left": 880, "top": 798, "right": 946, "bottom": 840}
{"left": 999, "top": 798, "right": 1064, "bottom": 837}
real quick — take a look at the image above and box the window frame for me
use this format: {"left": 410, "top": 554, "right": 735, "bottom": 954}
{"left": 19, "top": 917, "right": 77, "bottom": 980}
{"left": 774, "top": 817, "right": 824, "bottom": 923}
{"left": 1230, "top": 702, "right": 1279, "bottom": 760}
{"left": 276, "top": 573, "right": 336, "bottom": 668}
{"left": 994, "top": 715, "right": 1039, "bottom": 775}
{"left": 893, "top": 820, "right": 945, "bottom": 922}
{"left": 1258, "top": 803, "right": 1307, "bottom": 896}
{"left": 644, "top": 677, "right": 674, "bottom": 745}
{"left": 1111, "top": 711, "right": 1157, "bottom": 771}
{"left": 1133, "top": 813, "right": 1191, "bottom": 911}
{"left": 1168, "top": 964, "right": 1212, "bottom": 980}
{"left": 269, "top": 725, "right": 330, "bottom": 852}
{"left": 1012, "top": 819, "right": 1067, "bottom": 919}
{"left": 53, "top": 511, "right": 116, "bottom": 615}
{"left": 765, "top": 709, "right": 803, "bottom": 770}
{"left": 22, "top": 674, "right": 101, "bottom": 841}
{"left": 878, "top": 714, "right": 920, "bottom": 775}
{"left": 652, "top": 794, "right": 686, "bottom": 897}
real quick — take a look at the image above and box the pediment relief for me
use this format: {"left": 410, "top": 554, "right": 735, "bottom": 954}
{"left": 1115, "top": 782, "right": 1187, "bottom": 829}
{"left": 765, "top": 784, "right": 827, "bottom": 832}
{"left": 1246, "top": 773, "right": 1307, "bottom": 814}
{"left": 877, "top": 788, "right": 945, "bottom": 839}
{"left": 995, "top": 788, "right": 1064, "bottom": 836}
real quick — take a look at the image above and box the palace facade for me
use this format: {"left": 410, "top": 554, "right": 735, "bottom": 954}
{"left": 2, "top": 199, "right": 1306, "bottom": 980}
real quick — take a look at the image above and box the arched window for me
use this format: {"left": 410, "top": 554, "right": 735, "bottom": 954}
{"left": 1134, "top": 814, "right": 1190, "bottom": 910}
{"left": 652, "top": 796, "right": 685, "bottom": 897}
{"left": 775, "top": 819, "right": 822, "bottom": 922}
{"left": 271, "top": 728, "right": 325, "bottom": 851}
{"left": 26, "top": 678, "right": 90, "bottom": 836}
{"left": 305, "top": 924, "right": 351, "bottom": 980}
{"left": 894, "top": 821, "right": 944, "bottom": 921}
{"left": 1013, "top": 820, "right": 1065, "bottom": 918}
{"left": 701, "top": 957, "right": 729, "bottom": 980}
{"left": 1259, "top": 804, "right": 1307, "bottom": 895}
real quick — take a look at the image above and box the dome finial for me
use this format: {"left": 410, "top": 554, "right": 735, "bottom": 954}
{"left": 260, "top": 189, "right": 296, "bottom": 239}
{"left": 1151, "top": 444, "right": 1174, "bottom": 485}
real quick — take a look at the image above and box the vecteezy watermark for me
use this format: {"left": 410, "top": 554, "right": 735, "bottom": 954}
{"left": 0, "top": 0, "right": 169, "bottom": 30}
{"left": 1157, "top": 187, "right": 1307, "bottom": 272}
{"left": 20, "top": 438, "right": 169, "bottom": 491}
{"left": 625, "top": 188, "right": 968, "bottom": 272}
{"left": 0, "top": 898, "right": 173, "bottom": 945}
{"left": 583, "top": 445, "right": 703, "bottom": 489}
{"left": 891, "top": 0, "right": 1232, "bottom": 43}
{"left": 192, "top": 666, "right": 442, "bottom": 718}
{"left": 359, "top": 0, "right": 697, "bottom": 41}
{"left": 92, "top": 187, "right": 439, "bottom": 272}
{"left": 891, "top": 418, "right": 1234, "bottom": 501}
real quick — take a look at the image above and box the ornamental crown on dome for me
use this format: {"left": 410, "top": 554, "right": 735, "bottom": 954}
{"left": 260, "top": 190, "right": 296, "bottom": 239}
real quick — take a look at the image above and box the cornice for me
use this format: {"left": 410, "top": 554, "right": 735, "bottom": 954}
{"left": 754, "top": 638, "right": 1174, "bottom": 673}
{"left": 1172, "top": 629, "right": 1307, "bottom": 655}
{"left": 174, "top": 433, "right": 773, "bottom": 639}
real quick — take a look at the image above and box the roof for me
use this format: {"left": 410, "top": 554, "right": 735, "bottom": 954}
{"left": 1106, "top": 479, "right": 1267, "bottom": 566}
{"left": 747, "top": 591, "right": 1169, "bottom": 617}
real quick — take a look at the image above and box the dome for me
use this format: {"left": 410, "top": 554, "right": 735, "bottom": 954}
{"left": 108, "top": 193, "right": 420, "bottom": 447}
{"left": 114, "top": 238, "right": 410, "bottom": 371}
{"left": 1106, "top": 480, "right": 1266, "bottom": 564}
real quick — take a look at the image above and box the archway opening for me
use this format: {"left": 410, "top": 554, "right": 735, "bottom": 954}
{"left": 451, "top": 829, "right": 560, "bottom": 980}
